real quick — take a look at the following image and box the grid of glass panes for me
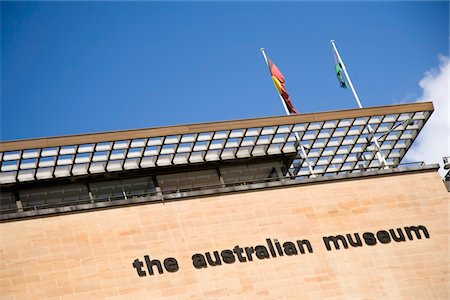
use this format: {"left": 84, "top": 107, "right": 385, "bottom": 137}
{"left": 0, "top": 109, "right": 432, "bottom": 184}
{"left": 290, "top": 111, "right": 430, "bottom": 176}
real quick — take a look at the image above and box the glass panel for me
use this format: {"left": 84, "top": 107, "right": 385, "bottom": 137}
{"left": 19, "top": 183, "right": 90, "bottom": 209}
{"left": 157, "top": 169, "right": 220, "bottom": 193}
{"left": 90, "top": 177, "right": 156, "bottom": 200}
{"left": 0, "top": 191, "right": 16, "bottom": 211}
{"left": 220, "top": 161, "right": 283, "bottom": 184}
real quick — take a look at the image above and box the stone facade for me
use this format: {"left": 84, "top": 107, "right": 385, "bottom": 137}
{"left": 1, "top": 169, "right": 448, "bottom": 299}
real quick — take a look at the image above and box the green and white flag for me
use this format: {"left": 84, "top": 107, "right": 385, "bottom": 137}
{"left": 333, "top": 49, "right": 348, "bottom": 89}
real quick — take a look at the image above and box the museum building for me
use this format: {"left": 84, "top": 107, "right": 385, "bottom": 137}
{"left": 0, "top": 102, "right": 448, "bottom": 299}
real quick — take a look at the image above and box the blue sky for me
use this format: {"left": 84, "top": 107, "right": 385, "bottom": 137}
{"left": 1, "top": 1, "right": 448, "bottom": 141}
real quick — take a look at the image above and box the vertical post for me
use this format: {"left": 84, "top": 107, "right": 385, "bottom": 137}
{"left": 216, "top": 167, "right": 226, "bottom": 188}
{"left": 260, "top": 48, "right": 316, "bottom": 177}
{"left": 86, "top": 182, "right": 94, "bottom": 202}
{"left": 13, "top": 188, "right": 23, "bottom": 212}
{"left": 152, "top": 175, "right": 164, "bottom": 203}
{"left": 330, "top": 40, "right": 388, "bottom": 168}
{"left": 273, "top": 165, "right": 286, "bottom": 181}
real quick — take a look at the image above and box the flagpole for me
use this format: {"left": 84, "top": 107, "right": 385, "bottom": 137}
{"left": 260, "top": 48, "right": 316, "bottom": 177}
{"left": 330, "top": 40, "right": 388, "bottom": 168}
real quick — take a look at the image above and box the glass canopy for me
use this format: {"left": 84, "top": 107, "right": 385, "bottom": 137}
{"left": 0, "top": 102, "right": 433, "bottom": 185}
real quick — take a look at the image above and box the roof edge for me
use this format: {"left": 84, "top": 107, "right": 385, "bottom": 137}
{"left": 0, "top": 102, "right": 434, "bottom": 152}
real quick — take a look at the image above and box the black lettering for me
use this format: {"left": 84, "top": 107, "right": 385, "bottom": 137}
{"left": 266, "top": 238, "right": 276, "bottom": 257}
{"left": 244, "top": 247, "right": 254, "bottom": 261}
{"left": 363, "top": 232, "right": 377, "bottom": 246}
{"left": 233, "top": 246, "right": 247, "bottom": 262}
{"left": 323, "top": 235, "right": 348, "bottom": 251}
{"left": 377, "top": 230, "right": 391, "bottom": 244}
{"left": 389, "top": 228, "right": 406, "bottom": 242}
{"left": 283, "top": 242, "right": 298, "bottom": 256}
{"left": 255, "top": 245, "right": 270, "bottom": 259}
{"left": 205, "top": 251, "right": 222, "bottom": 266}
{"left": 274, "top": 239, "right": 284, "bottom": 256}
{"left": 346, "top": 233, "right": 362, "bottom": 247}
{"left": 192, "top": 254, "right": 207, "bottom": 269}
{"left": 132, "top": 258, "right": 146, "bottom": 277}
{"left": 296, "top": 239, "right": 313, "bottom": 254}
{"left": 163, "top": 258, "right": 179, "bottom": 273}
{"left": 221, "top": 250, "right": 236, "bottom": 264}
{"left": 404, "top": 225, "right": 430, "bottom": 240}
{"left": 144, "top": 255, "right": 163, "bottom": 275}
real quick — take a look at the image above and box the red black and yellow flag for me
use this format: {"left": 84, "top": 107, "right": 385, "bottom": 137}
{"left": 267, "top": 57, "right": 299, "bottom": 114}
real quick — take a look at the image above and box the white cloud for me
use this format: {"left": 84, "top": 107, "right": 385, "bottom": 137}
{"left": 404, "top": 55, "right": 449, "bottom": 178}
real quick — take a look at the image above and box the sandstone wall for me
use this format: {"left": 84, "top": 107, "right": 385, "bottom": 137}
{"left": 1, "top": 170, "right": 448, "bottom": 299}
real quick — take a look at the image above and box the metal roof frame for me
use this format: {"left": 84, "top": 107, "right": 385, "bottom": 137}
{"left": 0, "top": 102, "right": 434, "bottom": 185}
